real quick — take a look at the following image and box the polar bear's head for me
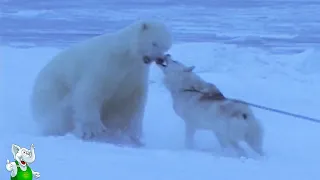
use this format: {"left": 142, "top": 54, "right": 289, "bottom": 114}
{"left": 128, "top": 20, "right": 172, "bottom": 64}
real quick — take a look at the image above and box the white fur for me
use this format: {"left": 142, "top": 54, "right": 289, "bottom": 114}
{"left": 157, "top": 55, "right": 264, "bottom": 157}
{"left": 31, "top": 20, "right": 172, "bottom": 142}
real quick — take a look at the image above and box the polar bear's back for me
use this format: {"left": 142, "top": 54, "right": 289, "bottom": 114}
{"left": 31, "top": 22, "right": 144, "bottom": 105}
{"left": 35, "top": 33, "right": 118, "bottom": 87}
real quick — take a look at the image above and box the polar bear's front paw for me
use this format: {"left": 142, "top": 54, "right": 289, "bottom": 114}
{"left": 73, "top": 121, "right": 107, "bottom": 139}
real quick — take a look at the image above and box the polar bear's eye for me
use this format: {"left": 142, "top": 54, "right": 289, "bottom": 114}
{"left": 152, "top": 42, "right": 158, "bottom": 47}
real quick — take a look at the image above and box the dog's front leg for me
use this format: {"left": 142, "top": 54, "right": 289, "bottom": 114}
{"left": 230, "top": 141, "right": 247, "bottom": 158}
{"left": 214, "top": 132, "right": 231, "bottom": 152}
{"left": 246, "top": 137, "right": 264, "bottom": 156}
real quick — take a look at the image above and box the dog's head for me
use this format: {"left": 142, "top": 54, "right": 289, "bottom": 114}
{"left": 155, "top": 54, "right": 195, "bottom": 75}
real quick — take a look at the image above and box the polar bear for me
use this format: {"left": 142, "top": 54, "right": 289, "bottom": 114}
{"left": 30, "top": 20, "right": 172, "bottom": 144}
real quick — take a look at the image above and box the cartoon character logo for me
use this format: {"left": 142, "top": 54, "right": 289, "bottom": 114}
{"left": 6, "top": 144, "right": 40, "bottom": 180}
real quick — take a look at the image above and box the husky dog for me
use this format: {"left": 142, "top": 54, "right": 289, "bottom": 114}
{"left": 155, "top": 55, "right": 264, "bottom": 157}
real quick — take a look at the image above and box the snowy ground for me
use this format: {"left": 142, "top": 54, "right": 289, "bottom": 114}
{"left": 1, "top": 42, "right": 320, "bottom": 179}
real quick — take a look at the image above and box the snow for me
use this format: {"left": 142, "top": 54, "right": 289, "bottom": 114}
{"left": 1, "top": 42, "right": 320, "bottom": 179}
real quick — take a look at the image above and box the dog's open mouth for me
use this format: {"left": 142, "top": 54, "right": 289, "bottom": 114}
{"left": 156, "top": 58, "right": 167, "bottom": 67}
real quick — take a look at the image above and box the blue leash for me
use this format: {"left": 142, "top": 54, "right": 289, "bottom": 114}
{"left": 232, "top": 99, "right": 320, "bottom": 124}
{"left": 183, "top": 87, "right": 320, "bottom": 124}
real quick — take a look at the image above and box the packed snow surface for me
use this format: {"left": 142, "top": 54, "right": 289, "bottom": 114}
{"left": 1, "top": 43, "right": 320, "bottom": 179}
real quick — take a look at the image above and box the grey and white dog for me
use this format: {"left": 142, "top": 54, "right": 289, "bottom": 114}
{"left": 155, "top": 55, "right": 264, "bottom": 157}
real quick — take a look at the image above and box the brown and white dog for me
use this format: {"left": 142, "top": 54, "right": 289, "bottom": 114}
{"left": 155, "top": 55, "right": 264, "bottom": 157}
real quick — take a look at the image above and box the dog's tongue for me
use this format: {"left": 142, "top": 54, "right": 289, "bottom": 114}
{"left": 21, "top": 161, "right": 26, "bottom": 165}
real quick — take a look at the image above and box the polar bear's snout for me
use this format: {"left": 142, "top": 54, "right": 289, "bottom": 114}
{"left": 143, "top": 56, "right": 153, "bottom": 64}
{"left": 143, "top": 53, "right": 169, "bottom": 65}
{"left": 143, "top": 53, "right": 167, "bottom": 65}
{"left": 143, "top": 55, "right": 163, "bottom": 64}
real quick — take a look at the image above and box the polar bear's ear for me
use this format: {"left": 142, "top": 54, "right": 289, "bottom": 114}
{"left": 141, "top": 23, "right": 148, "bottom": 31}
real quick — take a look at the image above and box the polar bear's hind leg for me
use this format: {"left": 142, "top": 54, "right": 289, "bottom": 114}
{"left": 37, "top": 106, "right": 74, "bottom": 136}
{"left": 31, "top": 82, "right": 74, "bottom": 136}
{"left": 99, "top": 86, "right": 147, "bottom": 145}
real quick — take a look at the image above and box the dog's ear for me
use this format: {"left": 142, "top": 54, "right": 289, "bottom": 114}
{"left": 184, "top": 66, "right": 195, "bottom": 72}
